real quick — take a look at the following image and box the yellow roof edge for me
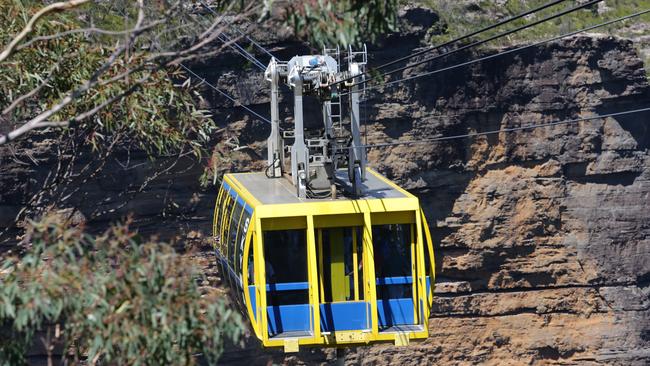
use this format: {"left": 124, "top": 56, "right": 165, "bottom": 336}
{"left": 223, "top": 174, "right": 262, "bottom": 207}
{"left": 225, "top": 168, "right": 416, "bottom": 209}
{"left": 366, "top": 167, "right": 416, "bottom": 199}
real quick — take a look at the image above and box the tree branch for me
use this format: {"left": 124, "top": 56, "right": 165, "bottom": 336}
{"left": 74, "top": 74, "right": 152, "bottom": 123}
{"left": 0, "top": 0, "right": 251, "bottom": 145}
{"left": 0, "top": 0, "right": 91, "bottom": 63}
{"left": 16, "top": 21, "right": 165, "bottom": 51}
{"left": 0, "top": 0, "right": 147, "bottom": 146}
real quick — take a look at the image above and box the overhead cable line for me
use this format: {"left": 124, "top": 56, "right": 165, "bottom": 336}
{"left": 114, "top": 4, "right": 272, "bottom": 125}
{"left": 193, "top": 7, "right": 267, "bottom": 70}
{"left": 179, "top": 64, "right": 272, "bottom": 124}
{"left": 175, "top": 4, "right": 279, "bottom": 125}
{"left": 333, "top": 0, "right": 567, "bottom": 86}
{"left": 216, "top": 32, "right": 266, "bottom": 70}
{"left": 167, "top": 2, "right": 266, "bottom": 70}
{"left": 198, "top": 0, "right": 278, "bottom": 62}
{"left": 362, "top": 8, "right": 650, "bottom": 92}
{"left": 337, "top": 106, "right": 650, "bottom": 151}
{"left": 355, "top": 0, "right": 603, "bottom": 88}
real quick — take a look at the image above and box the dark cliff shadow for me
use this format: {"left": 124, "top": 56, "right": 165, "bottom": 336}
{"left": 595, "top": 98, "right": 650, "bottom": 150}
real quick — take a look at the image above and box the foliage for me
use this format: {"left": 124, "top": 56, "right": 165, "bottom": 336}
{"left": 0, "top": 212, "right": 243, "bottom": 365}
{"left": 0, "top": 0, "right": 401, "bottom": 177}
{"left": 0, "top": 0, "right": 216, "bottom": 156}
{"left": 0, "top": 1, "right": 404, "bottom": 363}
{"left": 283, "top": 0, "right": 399, "bottom": 46}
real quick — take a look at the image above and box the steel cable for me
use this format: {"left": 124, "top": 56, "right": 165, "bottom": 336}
{"left": 365, "top": 9, "right": 650, "bottom": 92}
{"left": 334, "top": 106, "right": 650, "bottom": 152}
{"left": 179, "top": 64, "right": 272, "bottom": 125}
{"left": 198, "top": 0, "right": 278, "bottom": 62}
{"left": 332, "top": 0, "right": 568, "bottom": 86}
{"left": 353, "top": 0, "right": 603, "bottom": 89}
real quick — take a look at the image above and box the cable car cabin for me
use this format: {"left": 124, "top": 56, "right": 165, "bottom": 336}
{"left": 212, "top": 168, "right": 435, "bottom": 352}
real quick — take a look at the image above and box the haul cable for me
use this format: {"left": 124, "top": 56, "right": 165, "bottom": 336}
{"left": 335, "top": 106, "right": 650, "bottom": 152}
{"left": 352, "top": 0, "right": 603, "bottom": 89}
{"left": 179, "top": 64, "right": 272, "bottom": 125}
{"left": 333, "top": 0, "right": 568, "bottom": 86}
{"left": 361, "top": 8, "right": 650, "bottom": 92}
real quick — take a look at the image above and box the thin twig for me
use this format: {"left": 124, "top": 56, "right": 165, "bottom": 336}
{"left": 16, "top": 26, "right": 151, "bottom": 51}
{"left": 0, "top": 0, "right": 91, "bottom": 62}
{"left": 0, "top": 0, "right": 147, "bottom": 145}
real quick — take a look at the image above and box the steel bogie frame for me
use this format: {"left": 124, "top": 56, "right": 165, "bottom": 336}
{"left": 264, "top": 46, "right": 368, "bottom": 199}
{"left": 213, "top": 170, "right": 436, "bottom": 351}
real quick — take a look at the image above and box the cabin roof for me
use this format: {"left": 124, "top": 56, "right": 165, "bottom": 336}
{"left": 226, "top": 168, "right": 411, "bottom": 206}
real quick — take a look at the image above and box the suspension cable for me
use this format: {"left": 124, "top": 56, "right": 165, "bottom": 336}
{"left": 176, "top": 4, "right": 287, "bottom": 124}
{"left": 335, "top": 107, "right": 650, "bottom": 152}
{"left": 126, "top": 4, "right": 272, "bottom": 125}
{"left": 353, "top": 0, "right": 603, "bottom": 89}
{"left": 179, "top": 64, "right": 272, "bottom": 125}
{"left": 198, "top": 0, "right": 278, "bottom": 61}
{"left": 333, "top": 0, "right": 567, "bottom": 86}
{"left": 216, "top": 32, "right": 266, "bottom": 70}
{"left": 359, "top": 8, "right": 650, "bottom": 93}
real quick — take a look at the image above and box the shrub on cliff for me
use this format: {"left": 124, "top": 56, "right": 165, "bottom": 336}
{"left": 0, "top": 212, "right": 243, "bottom": 365}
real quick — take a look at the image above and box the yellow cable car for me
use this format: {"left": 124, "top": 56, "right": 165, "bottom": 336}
{"left": 213, "top": 168, "right": 435, "bottom": 352}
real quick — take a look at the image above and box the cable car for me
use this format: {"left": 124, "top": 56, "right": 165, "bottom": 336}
{"left": 212, "top": 47, "right": 435, "bottom": 352}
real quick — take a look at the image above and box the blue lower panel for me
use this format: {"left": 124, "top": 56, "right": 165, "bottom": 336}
{"left": 267, "top": 304, "right": 311, "bottom": 336}
{"left": 320, "top": 302, "right": 369, "bottom": 332}
{"left": 248, "top": 286, "right": 256, "bottom": 316}
{"left": 377, "top": 298, "right": 415, "bottom": 328}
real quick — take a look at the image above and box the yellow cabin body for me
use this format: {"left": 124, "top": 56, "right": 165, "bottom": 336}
{"left": 213, "top": 168, "right": 435, "bottom": 352}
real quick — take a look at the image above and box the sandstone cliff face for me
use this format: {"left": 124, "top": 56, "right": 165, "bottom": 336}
{"left": 2, "top": 5, "right": 650, "bottom": 366}
{"left": 351, "top": 34, "right": 650, "bottom": 366}
{"left": 212, "top": 19, "right": 650, "bottom": 366}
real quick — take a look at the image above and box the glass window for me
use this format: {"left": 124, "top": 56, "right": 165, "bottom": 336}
{"left": 236, "top": 207, "right": 252, "bottom": 277}
{"left": 318, "top": 227, "right": 364, "bottom": 302}
{"left": 213, "top": 186, "right": 226, "bottom": 239}
{"left": 247, "top": 240, "right": 255, "bottom": 285}
{"left": 372, "top": 224, "right": 413, "bottom": 299}
{"left": 263, "top": 229, "right": 308, "bottom": 306}
{"left": 218, "top": 193, "right": 234, "bottom": 256}
{"left": 228, "top": 200, "right": 244, "bottom": 269}
{"left": 423, "top": 222, "right": 434, "bottom": 302}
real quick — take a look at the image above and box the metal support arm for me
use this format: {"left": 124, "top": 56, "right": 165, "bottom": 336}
{"left": 265, "top": 58, "right": 283, "bottom": 177}
{"left": 290, "top": 75, "right": 308, "bottom": 199}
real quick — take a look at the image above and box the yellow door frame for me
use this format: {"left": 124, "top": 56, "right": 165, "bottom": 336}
{"left": 363, "top": 211, "right": 379, "bottom": 337}
{"left": 232, "top": 205, "right": 246, "bottom": 271}
{"left": 242, "top": 213, "right": 260, "bottom": 339}
{"left": 421, "top": 210, "right": 436, "bottom": 319}
{"left": 315, "top": 225, "right": 363, "bottom": 304}
{"left": 352, "top": 228, "right": 360, "bottom": 301}
{"left": 415, "top": 210, "right": 427, "bottom": 325}
{"left": 410, "top": 223, "right": 418, "bottom": 324}
{"left": 306, "top": 215, "right": 321, "bottom": 341}
{"left": 213, "top": 186, "right": 225, "bottom": 240}
{"left": 219, "top": 193, "right": 232, "bottom": 255}
{"left": 254, "top": 216, "right": 268, "bottom": 343}
{"left": 223, "top": 194, "right": 237, "bottom": 275}
{"left": 317, "top": 229, "right": 325, "bottom": 301}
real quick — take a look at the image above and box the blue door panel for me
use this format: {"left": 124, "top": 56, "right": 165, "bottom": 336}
{"left": 320, "top": 302, "right": 369, "bottom": 331}
{"left": 377, "top": 298, "right": 415, "bottom": 327}
{"left": 266, "top": 304, "right": 311, "bottom": 335}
